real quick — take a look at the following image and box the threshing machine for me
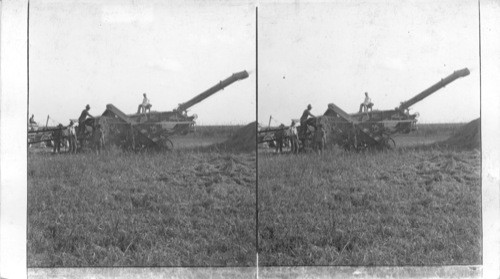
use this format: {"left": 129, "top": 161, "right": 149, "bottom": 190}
{"left": 79, "top": 70, "right": 249, "bottom": 151}
{"left": 300, "top": 68, "right": 471, "bottom": 151}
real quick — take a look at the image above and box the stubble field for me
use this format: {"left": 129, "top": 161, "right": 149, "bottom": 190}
{"left": 258, "top": 122, "right": 481, "bottom": 266}
{"left": 26, "top": 121, "right": 482, "bottom": 267}
{"left": 27, "top": 125, "right": 256, "bottom": 267}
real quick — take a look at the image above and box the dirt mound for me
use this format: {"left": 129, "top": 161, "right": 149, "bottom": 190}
{"left": 218, "top": 122, "right": 256, "bottom": 152}
{"left": 440, "top": 118, "right": 480, "bottom": 149}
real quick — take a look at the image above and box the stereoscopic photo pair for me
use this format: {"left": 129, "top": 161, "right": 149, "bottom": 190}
{"left": 20, "top": 0, "right": 485, "bottom": 275}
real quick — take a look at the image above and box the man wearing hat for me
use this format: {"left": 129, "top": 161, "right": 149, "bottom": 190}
{"left": 68, "top": 120, "right": 77, "bottom": 154}
{"left": 300, "top": 104, "right": 315, "bottom": 125}
{"left": 78, "top": 104, "right": 94, "bottom": 135}
{"left": 299, "top": 104, "right": 315, "bottom": 139}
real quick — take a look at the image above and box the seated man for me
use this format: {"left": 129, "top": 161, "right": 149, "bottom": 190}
{"left": 359, "top": 92, "right": 374, "bottom": 113}
{"left": 137, "top": 93, "right": 152, "bottom": 114}
{"left": 28, "top": 114, "right": 38, "bottom": 131}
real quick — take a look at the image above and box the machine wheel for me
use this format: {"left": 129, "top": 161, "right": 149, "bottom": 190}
{"left": 40, "top": 134, "right": 52, "bottom": 147}
{"left": 383, "top": 137, "right": 396, "bottom": 150}
{"left": 158, "top": 138, "right": 174, "bottom": 151}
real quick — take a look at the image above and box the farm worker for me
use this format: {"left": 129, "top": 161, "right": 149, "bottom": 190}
{"left": 300, "top": 104, "right": 315, "bottom": 126}
{"left": 274, "top": 124, "right": 286, "bottom": 153}
{"left": 313, "top": 124, "right": 326, "bottom": 155}
{"left": 289, "top": 120, "right": 299, "bottom": 154}
{"left": 68, "top": 120, "right": 77, "bottom": 154}
{"left": 359, "top": 92, "right": 374, "bottom": 113}
{"left": 92, "top": 124, "right": 105, "bottom": 154}
{"left": 78, "top": 104, "right": 94, "bottom": 135}
{"left": 28, "top": 114, "right": 38, "bottom": 131}
{"left": 52, "top": 124, "right": 63, "bottom": 154}
{"left": 137, "top": 93, "right": 152, "bottom": 114}
{"left": 299, "top": 104, "right": 315, "bottom": 148}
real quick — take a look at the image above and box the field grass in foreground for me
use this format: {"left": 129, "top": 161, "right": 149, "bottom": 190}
{"left": 258, "top": 147, "right": 481, "bottom": 266}
{"left": 28, "top": 149, "right": 255, "bottom": 267}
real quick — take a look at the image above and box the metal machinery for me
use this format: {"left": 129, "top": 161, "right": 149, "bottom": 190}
{"left": 28, "top": 114, "right": 69, "bottom": 147}
{"left": 299, "top": 68, "right": 470, "bottom": 151}
{"left": 258, "top": 126, "right": 289, "bottom": 148}
{"left": 28, "top": 124, "right": 67, "bottom": 147}
{"left": 78, "top": 70, "right": 249, "bottom": 151}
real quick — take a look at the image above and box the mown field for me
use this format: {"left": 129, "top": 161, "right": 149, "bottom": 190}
{"left": 258, "top": 123, "right": 481, "bottom": 266}
{"left": 27, "top": 129, "right": 255, "bottom": 267}
{"left": 169, "top": 125, "right": 243, "bottom": 149}
{"left": 27, "top": 122, "right": 481, "bottom": 267}
{"left": 393, "top": 123, "right": 465, "bottom": 147}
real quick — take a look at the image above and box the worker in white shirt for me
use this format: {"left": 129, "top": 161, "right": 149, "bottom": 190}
{"left": 68, "top": 120, "right": 77, "bottom": 154}
{"left": 137, "top": 93, "right": 152, "bottom": 114}
{"left": 289, "top": 120, "right": 299, "bottom": 154}
{"left": 359, "top": 92, "right": 374, "bottom": 113}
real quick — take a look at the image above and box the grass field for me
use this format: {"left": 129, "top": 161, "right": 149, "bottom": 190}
{"left": 258, "top": 123, "right": 481, "bottom": 266}
{"left": 393, "top": 123, "right": 466, "bottom": 147}
{"left": 27, "top": 122, "right": 481, "bottom": 267}
{"left": 27, "top": 132, "right": 256, "bottom": 266}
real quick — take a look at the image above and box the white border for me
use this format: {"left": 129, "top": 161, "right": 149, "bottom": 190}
{"left": 1, "top": 0, "right": 498, "bottom": 278}
{"left": 479, "top": 1, "right": 500, "bottom": 278}
{"left": 1, "top": 0, "right": 28, "bottom": 278}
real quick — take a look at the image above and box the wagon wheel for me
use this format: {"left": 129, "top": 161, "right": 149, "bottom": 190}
{"left": 268, "top": 140, "right": 276, "bottom": 148}
{"left": 384, "top": 137, "right": 396, "bottom": 150}
{"left": 263, "top": 135, "right": 276, "bottom": 147}
{"left": 40, "top": 134, "right": 52, "bottom": 147}
{"left": 153, "top": 137, "right": 173, "bottom": 151}
{"left": 161, "top": 138, "right": 174, "bottom": 151}
{"left": 60, "top": 138, "right": 69, "bottom": 152}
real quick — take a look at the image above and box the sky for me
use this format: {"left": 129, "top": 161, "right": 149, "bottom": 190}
{"left": 27, "top": 0, "right": 481, "bottom": 126}
{"left": 29, "top": 0, "right": 256, "bottom": 126}
{"left": 258, "top": 0, "right": 480, "bottom": 125}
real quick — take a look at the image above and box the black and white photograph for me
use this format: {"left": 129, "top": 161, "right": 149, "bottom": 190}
{"left": 257, "top": 0, "right": 482, "bottom": 268}
{"left": 1, "top": 0, "right": 500, "bottom": 278}
{"left": 26, "top": 0, "right": 256, "bottom": 268}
